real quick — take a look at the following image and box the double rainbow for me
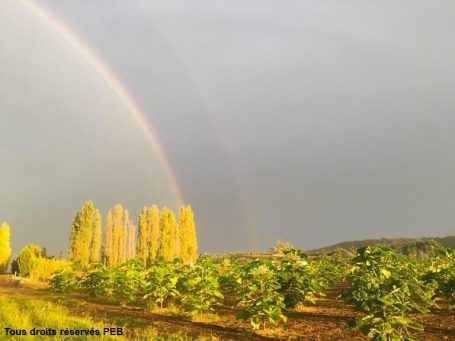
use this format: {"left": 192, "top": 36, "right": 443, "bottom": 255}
{"left": 18, "top": 0, "right": 261, "bottom": 249}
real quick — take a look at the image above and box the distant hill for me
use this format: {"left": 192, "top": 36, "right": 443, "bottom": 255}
{"left": 310, "top": 235, "right": 455, "bottom": 253}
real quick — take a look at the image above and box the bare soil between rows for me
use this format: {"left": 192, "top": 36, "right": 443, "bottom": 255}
{"left": 0, "top": 276, "right": 453, "bottom": 340}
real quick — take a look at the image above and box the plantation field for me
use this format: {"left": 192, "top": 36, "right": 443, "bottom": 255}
{"left": 1, "top": 275, "right": 453, "bottom": 341}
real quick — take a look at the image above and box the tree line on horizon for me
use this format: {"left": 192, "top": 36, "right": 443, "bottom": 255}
{"left": 68, "top": 201, "right": 198, "bottom": 268}
{"left": 0, "top": 201, "right": 197, "bottom": 277}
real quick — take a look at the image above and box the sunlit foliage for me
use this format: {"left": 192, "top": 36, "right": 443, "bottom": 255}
{"left": 126, "top": 215, "right": 136, "bottom": 260}
{"left": 179, "top": 205, "right": 198, "bottom": 264}
{"left": 73, "top": 201, "right": 197, "bottom": 267}
{"left": 68, "top": 201, "right": 99, "bottom": 268}
{"left": 112, "top": 204, "right": 125, "bottom": 266}
{"left": 11, "top": 244, "right": 65, "bottom": 279}
{"left": 137, "top": 207, "right": 148, "bottom": 266}
{"left": 147, "top": 205, "right": 160, "bottom": 264}
{"left": 342, "top": 245, "right": 434, "bottom": 340}
{"left": 12, "top": 244, "right": 44, "bottom": 277}
{"left": 30, "top": 257, "right": 67, "bottom": 281}
{"left": 0, "top": 222, "right": 11, "bottom": 273}
{"left": 89, "top": 209, "right": 102, "bottom": 263}
{"left": 158, "top": 208, "right": 176, "bottom": 261}
{"left": 103, "top": 210, "right": 114, "bottom": 266}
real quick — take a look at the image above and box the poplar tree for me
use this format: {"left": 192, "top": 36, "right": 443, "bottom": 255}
{"left": 179, "top": 205, "right": 198, "bottom": 263}
{"left": 147, "top": 205, "right": 160, "bottom": 263}
{"left": 123, "top": 209, "right": 136, "bottom": 260}
{"left": 137, "top": 207, "right": 148, "bottom": 266}
{"left": 118, "top": 209, "right": 128, "bottom": 264}
{"left": 0, "top": 223, "right": 11, "bottom": 273}
{"left": 174, "top": 223, "right": 181, "bottom": 260}
{"left": 112, "top": 204, "right": 124, "bottom": 266}
{"left": 89, "top": 209, "right": 102, "bottom": 263}
{"left": 68, "top": 201, "right": 96, "bottom": 268}
{"left": 103, "top": 211, "right": 114, "bottom": 266}
{"left": 68, "top": 212, "right": 81, "bottom": 264}
{"left": 158, "top": 207, "right": 176, "bottom": 261}
{"left": 127, "top": 221, "right": 136, "bottom": 259}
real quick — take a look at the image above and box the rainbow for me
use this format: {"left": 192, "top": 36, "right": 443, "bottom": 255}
{"left": 18, "top": 0, "right": 261, "bottom": 249}
{"left": 19, "top": 0, "right": 185, "bottom": 207}
{"left": 148, "top": 18, "right": 259, "bottom": 249}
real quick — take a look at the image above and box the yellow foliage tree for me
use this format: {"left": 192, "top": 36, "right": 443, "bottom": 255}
{"left": 89, "top": 209, "right": 102, "bottom": 263}
{"left": 147, "top": 205, "right": 160, "bottom": 264}
{"left": 12, "top": 244, "right": 44, "bottom": 277}
{"left": 118, "top": 209, "right": 128, "bottom": 264}
{"left": 68, "top": 201, "right": 97, "bottom": 268}
{"left": 103, "top": 210, "right": 114, "bottom": 266}
{"left": 12, "top": 244, "right": 66, "bottom": 280}
{"left": 111, "top": 204, "right": 126, "bottom": 266}
{"left": 105, "top": 205, "right": 136, "bottom": 266}
{"left": 124, "top": 210, "right": 136, "bottom": 260}
{"left": 178, "top": 205, "right": 198, "bottom": 263}
{"left": 0, "top": 223, "right": 11, "bottom": 273}
{"left": 127, "top": 222, "right": 136, "bottom": 259}
{"left": 137, "top": 207, "right": 148, "bottom": 266}
{"left": 158, "top": 207, "right": 176, "bottom": 261}
{"left": 174, "top": 222, "right": 181, "bottom": 260}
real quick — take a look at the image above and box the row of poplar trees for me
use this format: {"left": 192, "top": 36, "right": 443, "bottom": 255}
{"left": 68, "top": 201, "right": 198, "bottom": 268}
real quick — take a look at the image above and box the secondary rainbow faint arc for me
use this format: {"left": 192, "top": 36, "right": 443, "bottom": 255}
{"left": 19, "top": 0, "right": 185, "bottom": 207}
{"left": 146, "top": 15, "right": 259, "bottom": 249}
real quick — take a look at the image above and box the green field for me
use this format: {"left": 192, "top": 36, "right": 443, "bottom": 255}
{"left": 1, "top": 241, "right": 454, "bottom": 341}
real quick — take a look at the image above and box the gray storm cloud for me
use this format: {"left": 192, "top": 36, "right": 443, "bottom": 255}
{"left": 1, "top": 0, "right": 454, "bottom": 256}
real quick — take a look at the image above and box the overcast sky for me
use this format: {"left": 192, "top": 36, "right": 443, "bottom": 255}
{"left": 1, "top": 0, "right": 455, "bottom": 257}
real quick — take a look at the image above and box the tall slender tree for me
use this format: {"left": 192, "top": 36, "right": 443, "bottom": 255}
{"left": 158, "top": 207, "right": 176, "bottom": 261}
{"left": 174, "top": 222, "right": 181, "bottom": 260}
{"left": 179, "top": 205, "right": 198, "bottom": 263}
{"left": 123, "top": 209, "right": 135, "bottom": 260}
{"left": 127, "top": 220, "right": 136, "bottom": 259}
{"left": 68, "top": 212, "right": 81, "bottom": 263}
{"left": 0, "top": 223, "right": 11, "bottom": 273}
{"left": 112, "top": 204, "right": 124, "bottom": 266}
{"left": 118, "top": 209, "right": 128, "bottom": 264}
{"left": 103, "top": 210, "right": 114, "bottom": 266}
{"left": 137, "top": 207, "right": 148, "bottom": 266}
{"left": 89, "top": 209, "right": 102, "bottom": 263}
{"left": 147, "top": 205, "right": 160, "bottom": 264}
{"left": 68, "top": 201, "right": 96, "bottom": 268}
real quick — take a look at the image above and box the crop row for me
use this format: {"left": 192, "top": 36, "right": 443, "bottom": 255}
{"left": 50, "top": 249, "right": 346, "bottom": 330}
{"left": 50, "top": 245, "right": 453, "bottom": 339}
{"left": 342, "top": 245, "right": 454, "bottom": 340}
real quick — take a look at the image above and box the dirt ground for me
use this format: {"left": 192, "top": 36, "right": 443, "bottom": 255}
{"left": 0, "top": 276, "right": 453, "bottom": 340}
